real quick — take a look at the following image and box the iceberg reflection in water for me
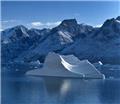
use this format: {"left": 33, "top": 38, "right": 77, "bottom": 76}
{"left": 2, "top": 75, "right": 120, "bottom": 104}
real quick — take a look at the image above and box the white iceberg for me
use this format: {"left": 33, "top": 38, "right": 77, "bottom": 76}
{"left": 26, "top": 53, "right": 105, "bottom": 79}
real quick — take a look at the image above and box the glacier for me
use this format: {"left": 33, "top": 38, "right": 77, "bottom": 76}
{"left": 26, "top": 52, "right": 105, "bottom": 79}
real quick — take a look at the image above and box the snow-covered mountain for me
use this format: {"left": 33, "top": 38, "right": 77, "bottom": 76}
{"left": 1, "top": 16, "right": 120, "bottom": 65}
{"left": 15, "top": 19, "right": 94, "bottom": 62}
{"left": 1, "top": 25, "right": 29, "bottom": 43}
{"left": 1, "top": 26, "right": 50, "bottom": 63}
{"left": 62, "top": 17, "right": 120, "bottom": 64}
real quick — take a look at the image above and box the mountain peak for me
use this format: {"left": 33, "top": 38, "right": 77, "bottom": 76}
{"left": 102, "top": 18, "right": 117, "bottom": 27}
{"left": 116, "top": 16, "right": 120, "bottom": 21}
{"left": 92, "top": 17, "right": 120, "bottom": 40}
{"left": 13, "top": 25, "right": 28, "bottom": 30}
{"left": 60, "top": 19, "right": 77, "bottom": 26}
{"left": 7, "top": 25, "right": 29, "bottom": 41}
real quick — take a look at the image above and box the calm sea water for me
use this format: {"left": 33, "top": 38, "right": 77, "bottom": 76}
{"left": 2, "top": 74, "right": 120, "bottom": 104}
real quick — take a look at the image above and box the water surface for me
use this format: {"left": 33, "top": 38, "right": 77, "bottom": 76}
{"left": 2, "top": 74, "right": 120, "bottom": 104}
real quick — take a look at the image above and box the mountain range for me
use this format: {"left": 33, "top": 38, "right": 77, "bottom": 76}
{"left": 1, "top": 16, "right": 120, "bottom": 65}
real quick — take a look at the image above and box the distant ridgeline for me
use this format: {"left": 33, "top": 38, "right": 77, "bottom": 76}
{"left": 1, "top": 16, "right": 120, "bottom": 65}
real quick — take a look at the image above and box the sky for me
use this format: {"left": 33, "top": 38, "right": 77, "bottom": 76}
{"left": 1, "top": 1, "right": 120, "bottom": 30}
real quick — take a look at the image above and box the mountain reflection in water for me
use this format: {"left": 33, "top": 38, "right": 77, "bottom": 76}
{"left": 2, "top": 75, "right": 120, "bottom": 104}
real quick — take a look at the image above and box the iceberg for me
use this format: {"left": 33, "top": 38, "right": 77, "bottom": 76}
{"left": 26, "top": 53, "right": 105, "bottom": 79}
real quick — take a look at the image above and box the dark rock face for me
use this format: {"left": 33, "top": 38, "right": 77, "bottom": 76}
{"left": 1, "top": 16, "right": 120, "bottom": 65}
{"left": 116, "top": 16, "right": 120, "bottom": 21}
{"left": 91, "top": 18, "right": 120, "bottom": 41}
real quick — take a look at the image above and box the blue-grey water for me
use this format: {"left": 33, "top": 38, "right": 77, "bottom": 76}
{"left": 2, "top": 74, "right": 120, "bottom": 104}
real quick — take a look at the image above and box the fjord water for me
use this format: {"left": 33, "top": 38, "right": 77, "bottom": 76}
{"left": 2, "top": 74, "right": 120, "bottom": 104}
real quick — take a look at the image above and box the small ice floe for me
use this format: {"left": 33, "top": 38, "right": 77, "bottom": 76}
{"left": 109, "top": 76, "right": 114, "bottom": 79}
{"left": 98, "top": 61, "right": 103, "bottom": 65}
{"left": 30, "top": 60, "right": 41, "bottom": 65}
{"left": 15, "top": 69, "right": 19, "bottom": 71}
{"left": 94, "top": 61, "right": 103, "bottom": 66}
{"left": 109, "top": 68, "right": 114, "bottom": 71}
{"left": 93, "top": 61, "right": 103, "bottom": 70}
{"left": 34, "top": 66, "right": 38, "bottom": 69}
